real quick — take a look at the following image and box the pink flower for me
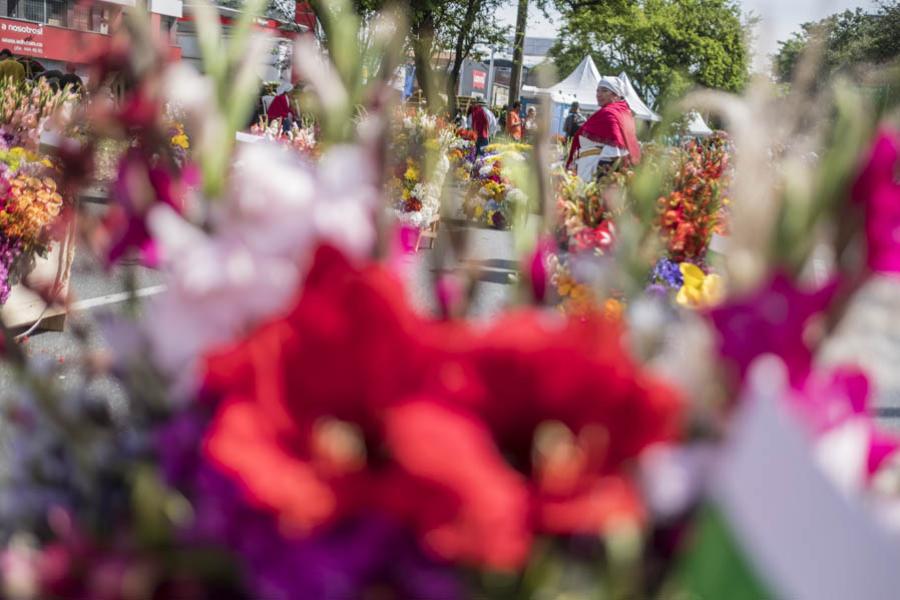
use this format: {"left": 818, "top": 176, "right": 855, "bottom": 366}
{"left": 852, "top": 130, "right": 900, "bottom": 273}
{"left": 706, "top": 273, "right": 837, "bottom": 387}
{"left": 106, "top": 149, "right": 185, "bottom": 267}
{"left": 141, "top": 143, "right": 377, "bottom": 395}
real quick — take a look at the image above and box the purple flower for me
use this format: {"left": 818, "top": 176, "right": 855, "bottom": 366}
{"left": 0, "top": 236, "right": 23, "bottom": 304}
{"left": 650, "top": 258, "right": 683, "bottom": 289}
{"left": 156, "top": 411, "right": 462, "bottom": 600}
{"left": 644, "top": 283, "right": 668, "bottom": 299}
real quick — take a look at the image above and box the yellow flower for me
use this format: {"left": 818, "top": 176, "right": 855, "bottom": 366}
{"left": 171, "top": 133, "right": 190, "bottom": 150}
{"left": 473, "top": 205, "right": 484, "bottom": 219}
{"left": 404, "top": 165, "right": 418, "bottom": 182}
{"left": 676, "top": 263, "right": 723, "bottom": 308}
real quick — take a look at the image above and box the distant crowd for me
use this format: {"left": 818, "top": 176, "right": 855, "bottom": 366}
{"left": 0, "top": 48, "right": 83, "bottom": 92}
{"left": 461, "top": 99, "right": 538, "bottom": 156}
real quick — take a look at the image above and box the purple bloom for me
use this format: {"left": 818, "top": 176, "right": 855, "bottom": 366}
{"left": 156, "top": 411, "right": 463, "bottom": 600}
{"left": 644, "top": 283, "right": 668, "bottom": 299}
{"left": 651, "top": 258, "right": 683, "bottom": 289}
{"left": 0, "top": 236, "right": 23, "bottom": 304}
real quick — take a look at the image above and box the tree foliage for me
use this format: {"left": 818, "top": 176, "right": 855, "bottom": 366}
{"left": 549, "top": 0, "right": 750, "bottom": 107}
{"left": 313, "top": 0, "right": 507, "bottom": 111}
{"left": 773, "top": 2, "right": 900, "bottom": 84}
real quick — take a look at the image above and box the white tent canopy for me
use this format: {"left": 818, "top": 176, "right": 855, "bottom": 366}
{"left": 539, "top": 56, "right": 661, "bottom": 135}
{"left": 686, "top": 111, "right": 714, "bottom": 136}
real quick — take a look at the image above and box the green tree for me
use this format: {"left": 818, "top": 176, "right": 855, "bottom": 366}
{"left": 549, "top": 0, "right": 750, "bottom": 107}
{"left": 440, "top": 0, "right": 509, "bottom": 116}
{"left": 773, "top": 2, "right": 900, "bottom": 84}
{"left": 312, "top": 0, "right": 507, "bottom": 112}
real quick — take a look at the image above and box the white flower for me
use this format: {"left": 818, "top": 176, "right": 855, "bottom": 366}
{"left": 142, "top": 142, "right": 377, "bottom": 397}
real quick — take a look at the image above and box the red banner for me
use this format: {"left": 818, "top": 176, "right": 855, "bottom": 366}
{"left": 0, "top": 18, "right": 110, "bottom": 63}
{"left": 472, "top": 69, "right": 486, "bottom": 90}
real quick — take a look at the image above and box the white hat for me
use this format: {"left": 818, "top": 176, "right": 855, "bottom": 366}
{"left": 597, "top": 76, "right": 626, "bottom": 98}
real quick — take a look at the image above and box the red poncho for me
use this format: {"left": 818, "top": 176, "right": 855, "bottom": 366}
{"left": 565, "top": 100, "right": 641, "bottom": 169}
{"left": 470, "top": 105, "right": 489, "bottom": 140}
{"left": 267, "top": 93, "right": 292, "bottom": 121}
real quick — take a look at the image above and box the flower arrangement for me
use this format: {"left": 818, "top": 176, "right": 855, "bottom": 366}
{"left": 386, "top": 108, "right": 452, "bottom": 229}
{"left": 249, "top": 118, "right": 318, "bottom": 158}
{"left": 658, "top": 133, "right": 732, "bottom": 263}
{"left": 462, "top": 143, "right": 529, "bottom": 229}
{"left": 447, "top": 127, "right": 476, "bottom": 181}
{"left": 0, "top": 79, "right": 70, "bottom": 304}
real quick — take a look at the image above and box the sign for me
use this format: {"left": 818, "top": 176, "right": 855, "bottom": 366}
{"left": 0, "top": 18, "right": 110, "bottom": 63}
{"left": 472, "top": 69, "right": 486, "bottom": 90}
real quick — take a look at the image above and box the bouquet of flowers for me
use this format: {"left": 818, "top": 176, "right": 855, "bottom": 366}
{"left": 250, "top": 118, "right": 318, "bottom": 158}
{"left": 447, "top": 127, "right": 476, "bottom": 181}
{"left": 0, "top": 79, "right": 72, "bottom": 304}
{"left": 387, "top": 108, "right": 452, "bottom": 229}
{"left": 658, "top": 133, "right": 732, "bottom": 263}
{"left": 462, "top": 143, "right": 530, "bottom": 229}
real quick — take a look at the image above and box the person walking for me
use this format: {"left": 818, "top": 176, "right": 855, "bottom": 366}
{"left": 0, "top": 49, "right": 25, "bottom": 82}
{"left": 507, "top": 101, "right": 523, "bottom": 141}
{"left": 563, "top": 101, "right": 585, "bottom": 145}
{"left": 565, "top": 77, "right": 641, "bottom": 181}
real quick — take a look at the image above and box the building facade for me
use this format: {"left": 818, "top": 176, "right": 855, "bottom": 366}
{"left": 0, "top": 0, "right": 181, "bottom": 71}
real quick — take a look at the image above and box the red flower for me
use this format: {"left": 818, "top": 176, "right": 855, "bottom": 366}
{"left": 201, "top": 245, "right": 681, "bottom": 570}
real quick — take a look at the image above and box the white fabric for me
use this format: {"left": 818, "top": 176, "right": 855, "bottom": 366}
{"left": 539, "top": 56, "right": 661, "bottom": 135}
{"left": 686, "top": 111, "right": 713, "bottom": 136}
{"left": 573, "top": 135, "right": 628, "bottom": 181}
{"left": 616, "top": 72, "right": 660, "bottom": 122}
{"left": 597, "top": 76, "right": 627, "bottom": 99}
{"left": 484, "top": 108, "right": 499, "bottom": 136}
{"left": 261, "top": 95, "right": 275, "bottom": 112}
{"left": 714, "top": 358, "right": 900, "bottom": 600}
{"left": 275, "top": 82, "right": 293, "bottom": 95}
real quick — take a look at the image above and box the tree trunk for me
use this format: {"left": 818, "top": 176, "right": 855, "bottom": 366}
{"left": 413, "top": 10, "right": 440, "bottom": 112}
{"left": 508, "top": 0, "right": 528, "bottom": 107}
{"left": 446, "top": 0, "right": 481, "bottom": 118}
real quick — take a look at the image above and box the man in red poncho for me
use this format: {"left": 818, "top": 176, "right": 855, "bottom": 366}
{"left": 565, "top": 76, "right": 641, "bottom": 180}
{"left": 468, "top": 99, "right": 490, "bottom": 156}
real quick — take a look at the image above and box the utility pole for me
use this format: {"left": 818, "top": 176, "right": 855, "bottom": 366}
{"left": 485, "top": 47, "right": 496, "bottom": 105}
{"left": 508, "top": 0, "right": 527, "bottom": 107}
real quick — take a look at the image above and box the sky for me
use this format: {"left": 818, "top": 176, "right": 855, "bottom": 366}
{"left": 497, "top": 0, "right": 878, "bottom": 72}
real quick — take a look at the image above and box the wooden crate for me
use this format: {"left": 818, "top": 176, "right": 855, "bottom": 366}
{"left": 415, "top": 219, "right": 440, "bottom": 252}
